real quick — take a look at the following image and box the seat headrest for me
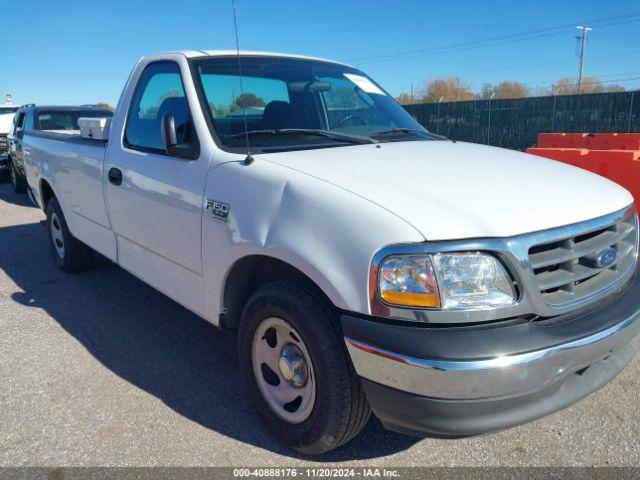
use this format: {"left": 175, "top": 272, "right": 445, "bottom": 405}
{"left": 261, "top": 101, "right": 296, "bottom": 130}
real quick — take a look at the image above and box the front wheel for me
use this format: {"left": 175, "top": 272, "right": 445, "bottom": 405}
{"left": 46, "top": 198, "right": 93, "bottom": 272}
{"left": 239, "top": 281, "right": 370, "bottom": 455}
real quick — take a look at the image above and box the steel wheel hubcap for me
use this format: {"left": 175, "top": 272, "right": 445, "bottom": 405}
{"left": 50, "top": 212, "right": 65, "bottom": 259}
{"left": 278, "top": 344, "right": 308, "bottom": 387}
{"left": 252, "top": 317, "right": 316, "bottom": 424}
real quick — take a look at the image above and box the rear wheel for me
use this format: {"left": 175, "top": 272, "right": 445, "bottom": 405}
{"left": 239, "top": 281, "right": 370, "bottom": 455}
{"left": 46, "top": 198, "right": 93, "bottom": 272}
{"left": 10, "top": 160, "right": 28, "bottom": 193}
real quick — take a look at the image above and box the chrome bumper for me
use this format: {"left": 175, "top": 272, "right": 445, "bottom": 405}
{"left": 344, "top": 276, "right": 640, "bottom": 401}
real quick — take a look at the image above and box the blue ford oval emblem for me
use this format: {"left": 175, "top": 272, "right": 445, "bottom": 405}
{"left": 596, "top": 248, "right": 617, "bottom": 268}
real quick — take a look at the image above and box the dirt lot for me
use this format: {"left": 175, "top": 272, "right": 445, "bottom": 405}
{"left": 1, "top": 181, "right": 639, "bottom": 467}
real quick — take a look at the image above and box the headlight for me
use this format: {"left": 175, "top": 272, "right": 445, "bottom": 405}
{"left": 378, "top": 255, "right": 440, "bottom": 308}
{"left": 378, "top": 253, "right": 515, "bottom": 310}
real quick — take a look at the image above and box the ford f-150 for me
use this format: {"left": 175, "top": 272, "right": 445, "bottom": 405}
{"left": 22, "top": 50, "right": 640, "bottom": 455}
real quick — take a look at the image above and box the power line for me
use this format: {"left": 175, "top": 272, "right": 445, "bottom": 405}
{"left": 361, "top": 18, "right": 638, "bottom": 65}
{"left": 350, "top": 13, "right": 640, "bottom": 65}
{"left": 354, "top": 14, "right": 639, "bottom": 64}
{"left": 446, "top": 49, "right": 640, "bottom": 78}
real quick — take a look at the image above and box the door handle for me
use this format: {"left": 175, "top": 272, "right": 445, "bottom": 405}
{"left": 108, "top": 167, "right": 122, "bottom": 186}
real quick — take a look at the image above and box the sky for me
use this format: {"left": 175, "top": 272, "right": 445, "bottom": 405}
{"left": 1, "top": 0, "right": 639, "bottom": 106}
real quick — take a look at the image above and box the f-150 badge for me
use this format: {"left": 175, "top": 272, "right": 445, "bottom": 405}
{"left": 206, "top": 200, "right": 230, "bottom": 221}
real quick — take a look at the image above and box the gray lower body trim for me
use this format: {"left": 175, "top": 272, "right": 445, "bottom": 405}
{"left": 346, "top": 308, "right": 640, "bottom": 399}
{"left": 361, "top": 331, "right": 640, "bottom": 437}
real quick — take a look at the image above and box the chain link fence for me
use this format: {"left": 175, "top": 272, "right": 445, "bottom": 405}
{"left": 404, "top": 91, "right": 640, "bottom": 150}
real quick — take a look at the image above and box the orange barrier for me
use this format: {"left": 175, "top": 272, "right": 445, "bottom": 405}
{"left": 537, "top": 133, "right": 640, "bottom": 151}
{"left": 526, "top": 147, "right": 640, "bottom": 163}
{"left": 526, "top": 137, "right": 640, "bottom": 206}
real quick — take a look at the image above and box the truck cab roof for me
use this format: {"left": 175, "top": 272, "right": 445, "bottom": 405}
{"left": 16, "top": 105, "right": 113, "bottom": 112}
{"left": 150, "top": 49, "right": 349, "bottom": 66}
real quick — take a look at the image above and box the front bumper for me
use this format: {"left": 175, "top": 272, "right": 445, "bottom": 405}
{"left": 0, "top": 156, "right": 8, "bottom": 171}
{"left": 342, "top": 274, "right": 640, "bottom": 436}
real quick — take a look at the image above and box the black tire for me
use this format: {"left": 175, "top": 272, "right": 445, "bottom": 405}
{"left": 10, "top": 159, "right": 28, "bottom": 193}
{"left": 239, "top": 280, "right": 370, "bottom": 455}
{"left": 45, "top": 197, "right": 93, "bottom": 272}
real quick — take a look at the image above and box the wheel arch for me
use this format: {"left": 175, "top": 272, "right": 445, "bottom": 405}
{"left": 220, "top": 254, "right": 341, "bottom": 331}
{"left": 39, "top": 178, "right": 56, "bottom": 211}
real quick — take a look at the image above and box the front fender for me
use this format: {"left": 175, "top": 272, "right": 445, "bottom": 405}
{"left": 201, "top": 155, "right": 424, "bottom": 324}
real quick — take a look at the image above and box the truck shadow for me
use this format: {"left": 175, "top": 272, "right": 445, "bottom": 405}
{"left": 0, "top": 179, "right": 37, "bottom": 207}
{"left": 0, "top": 219, "right": 418, "bottom": 461}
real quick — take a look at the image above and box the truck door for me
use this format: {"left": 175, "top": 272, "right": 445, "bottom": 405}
{"left": 104, "top": 61, "right": 208, "bottom": 315}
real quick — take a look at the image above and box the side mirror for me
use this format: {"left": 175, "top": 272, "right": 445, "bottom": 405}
{"left": 160, "top": 111, "right": 200, "bottom": 160}
{"left": 15, "top": 127, "right": 24, "bottom": 139}
{"left": 161, "top": 112, "right": 178, "bottom": 148}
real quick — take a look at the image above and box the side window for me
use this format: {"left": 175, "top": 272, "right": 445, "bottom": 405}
{"left": 15, "top": 113, "right": 25, "bottom": 129}
{"left": 125, "top": 62, "right": 196, "bottom": 152}
{"left": 37, "top": 112, "right": 75, "bottom": 131}
{"left": 24, "top": 112, "right": 35, "bottom": 131}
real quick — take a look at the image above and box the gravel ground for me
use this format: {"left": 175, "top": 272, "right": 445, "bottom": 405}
{"left": 1, "top": 181, "right": 639, "bottom": 467}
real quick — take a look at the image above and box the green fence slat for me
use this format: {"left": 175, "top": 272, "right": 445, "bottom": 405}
{"left": 404, "top": 91, "right": 640, "bottom": 150}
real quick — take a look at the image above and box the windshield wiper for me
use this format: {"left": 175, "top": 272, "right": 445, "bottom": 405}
{"left": 372, "top": 128, "right": 448, "bottom": 140}
{"left": 230, "top": 128, "right": 376, "bottom": 144}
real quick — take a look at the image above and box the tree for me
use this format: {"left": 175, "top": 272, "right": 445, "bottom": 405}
{"left": 395, "top": 92, "right": 413, "bottom": 105}
{"left": 232, "top": 92, "right": 265, "bottom": 111}
{"left": 552, "top": 76, "right": 624, "bottom": 95}
{"left": 95, "top": 102, "right": 115, "bottom": 111}
{"left": 605, "top": 84, "right": 626, "bottom": 93}
{"left": 420, "top": 77, "right": 475, "bottom": 102}
{"left": 481, "top": 81, "right": 528, "bottom": 99}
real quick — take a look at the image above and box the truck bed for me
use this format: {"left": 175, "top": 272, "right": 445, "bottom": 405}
{"left": 24, "top": 130, "right": 114, "bottom": 260}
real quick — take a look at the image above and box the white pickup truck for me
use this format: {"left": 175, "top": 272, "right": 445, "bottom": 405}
{"left": 0, "top": 100, "right": 22, "bottom": 172}
{"left": 23, "top": 50, "right": 640, "bottom": 455}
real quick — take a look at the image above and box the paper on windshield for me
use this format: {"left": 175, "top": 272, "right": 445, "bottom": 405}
{"left": 344, "top": 74, "right": 386, "bottom": 95}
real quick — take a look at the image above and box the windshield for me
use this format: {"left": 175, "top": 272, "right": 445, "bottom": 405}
{"left": 36, "top": 110, "right": 113, "bottom": 131}
{"left": 0, "top": 107, "right": 20, "bottom": 115}
{"left": 193, "top": 56, "right": 440, "bottom": 153}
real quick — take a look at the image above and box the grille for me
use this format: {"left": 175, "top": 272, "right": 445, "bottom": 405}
{"left": 528, "top": 212, "right": 638, "bottom": 306}
{"left": 0, "top": 134, "right": 7, "bottom": 154}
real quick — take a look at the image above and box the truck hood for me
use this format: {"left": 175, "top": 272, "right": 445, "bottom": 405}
{"left": 258, "top": 140, "right": 634, "bottom": 240}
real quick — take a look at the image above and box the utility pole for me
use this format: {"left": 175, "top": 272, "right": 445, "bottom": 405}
{"left": 576, "top": 25, "right": 592, "bottom": 95}
{"left": 486, "top": 92, "right": 495, "bottom": 145}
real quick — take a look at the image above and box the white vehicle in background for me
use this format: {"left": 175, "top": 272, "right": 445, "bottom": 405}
{"left": 22, "top": 51, "right": 640, "bottom": 455}
{"left": 0, "top": 95, "right": 22, "bottom": 175}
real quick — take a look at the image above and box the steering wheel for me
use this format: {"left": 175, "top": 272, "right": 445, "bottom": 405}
{"left": 332, "top": 114, "right": 367, "bottom": 129}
